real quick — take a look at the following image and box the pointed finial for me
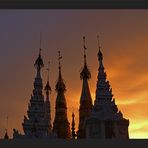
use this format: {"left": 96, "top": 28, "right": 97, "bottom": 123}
{"left": 55, "top": 50, "right": 66, "bottom": 92}
{"left": 58, "top": 51, "right": 62, "bottom": 70}
{"left": 72, "top": 112, "right": 76, "bottom": 139}
{"left": 34, "top": 47, "right": 44, "bottom": 70}
{"left": 45, "top": 60, "right": 51, "bottom": 94}
{"left": 83, "top": 36, "right": 87, "bottom": 64}
{"left": 97, "top": 35, "right": 103, "bottom": 63}
{"left": 44, "top": 61, "right": 51, "bottom": 94}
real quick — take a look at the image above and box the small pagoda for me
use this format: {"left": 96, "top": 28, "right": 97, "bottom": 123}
{"left": 85, "top": 37, "right": 129, "bottom": 139}
{"left": 77, "top": 36, "right": 93, "bottom": 139}
{"left": 52, "top": 51, "right": 71, "bottom": 139}
{"left": 22, "top": 49, "right": 52, "bottom": 138}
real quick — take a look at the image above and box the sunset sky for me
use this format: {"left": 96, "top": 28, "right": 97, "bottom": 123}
{"left": 0, "top": 10, "right": 148, "bottom": 139}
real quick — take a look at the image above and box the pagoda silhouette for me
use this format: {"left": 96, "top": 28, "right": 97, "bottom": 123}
{"left": 5, "top": 36, "right": 129, "bottom": 140}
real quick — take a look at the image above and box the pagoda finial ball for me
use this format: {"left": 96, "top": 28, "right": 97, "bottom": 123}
{"left": 98, "top": 48, "right": 103, "bottom": 63}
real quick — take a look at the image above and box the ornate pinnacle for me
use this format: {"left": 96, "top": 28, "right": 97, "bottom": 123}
{"left": 58, "top": 51, "right": 62, "bottom": 71}
{"left": 97, "top": 35, "right": 103, "bottom": 63}
{"left": 83, "top": 36, "right": 87, "bottom": 64}
{"left": 58, "top": 51, "right": 63, "bottom": 81}
{"left": 34, "top": 48, "right": 44, "bottom": 70}
{"left": 55, "top": 51, "right": 66, "bottom": 92}
{"left": 72, "top": 112, "right": 76, "bottom": 139}
{"left": 34, "top": 33, "right": 44, "bottom": 70}
{"left": 80, "top": 36, "right": 91, "bottom": 80}
{"left": 98, "top": 49, "right": 103, "bottom": 62}
{"left": 44, "top": 61, "right": 51, "bottom": 98}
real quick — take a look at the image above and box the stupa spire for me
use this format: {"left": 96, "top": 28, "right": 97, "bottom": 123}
{"left": 71, "top": 112, "right": 76, "bottom": 139}
{"left": 32, "top": 48, "right": 44, "bottom": 97}
{"left": 84, "top": 37, "right": 129, "bottom": 139}
{"left": 34, "top": 48, "right": 44, "bottom": 79}
{"left": 80, "top": 36, "right": 91, "bottom": 80}
{"left": 95, "top": 36, "right": 125, "bottom": 119}
{"left": 53, "top": 51, "right": 71, "bottom": 139}
{"left": 55, "top": 51, "right": 66, "bottom": 92}
{"left": 22, "top": 41, "right": 51, "bottom": 138}
{"left": 58, "top": 51, "right": 62, "bottom": 78}
{"left": 77, "top": 36, "right": 92, "bottom": 139}
{"left": 83, "top": 36, "right": 87, "bottom": 65}
{"left": 44, "top": 61, "right": 52, "bottom": 134}
{"left": 58, "top": 51, "right": 62, "bottom": 70}
{"left": 97, "top": 35, "right": 103, "bottom": 66}
{"left": 94, "top": 35, "right": 117, "bottom": 113}
{"left": 44, "top": 61, "right": 51, "bottom": 101}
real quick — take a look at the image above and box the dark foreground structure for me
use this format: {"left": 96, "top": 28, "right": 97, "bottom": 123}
{"left": 3, "top": 37, "right": 129, "bottom": 140}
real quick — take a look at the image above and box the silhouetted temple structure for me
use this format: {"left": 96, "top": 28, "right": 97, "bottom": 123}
{"left": 77, "top": 37, "right": 93, "bottom": 139}
{"left": 8, "top": 36, "right": 129, "bottom": 140}
{"left": 44, "top": 61, "right": 52, "bottom": 135}
{"left": 71, "top": 112, "right": 76, "bottom": 139}
{"left": 84, "top": 40, "right": 129, "bottom": 139}
{"left": 11, "top": 49, "right": 54, "bottom": 139}
{"left": 21, "top": 49, "right": 52, "bottom": 138}
{"left": 52, "top": 51, "right": 71, "bottom": 139}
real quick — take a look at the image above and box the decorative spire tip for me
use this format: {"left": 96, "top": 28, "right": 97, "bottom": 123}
{"left": 45, "top": 60, "right": 51, "bottom": 93}
{"left": 97, "top": 35, "right": 103, "bottom": 63}
{"left": 58, "top": 51, "right": 62, "bottom": 70}
{"left": 83, "top": 36, "right": 87, "bottom": 64}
